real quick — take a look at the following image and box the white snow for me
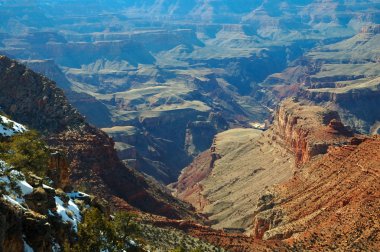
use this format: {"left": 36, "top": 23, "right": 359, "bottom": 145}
{"left": 16, "top": 179, "right": 33, "bottom": 196}
{"left": 3, "top": 194, "right": 26, "bottom": 210}
{"left": 42, "top": 184, "right": 54, "bottom": 190}
{"left": 23, "top": 239, "right": 34, "bottom": 252}
{"left": 52, "top": 242, "right": 61, "bottom": 252}
{"left": 0, "top": 162, "right": 33, "bottom": 206}
{"left": 54, "top": 196, "right": 81, "bottom": 231}
{"left": 0, "top": 115, "right": 27, "bottom": 137}
{"left": 0, "top": 175, "right": 11, "bottom": 185}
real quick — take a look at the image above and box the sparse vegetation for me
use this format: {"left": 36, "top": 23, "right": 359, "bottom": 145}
{"left": 67, "top": 208, "right": 144, "bottom": 252}
{"left": 139, "top": 223, "right": 225, "bottom": 252}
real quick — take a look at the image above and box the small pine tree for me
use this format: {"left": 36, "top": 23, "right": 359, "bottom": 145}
{"left": 72, "top": 208, "right": 114, "bottom": 252}
{"left": 112, "top": 211, "right": 142, "bottom": 250}
{"left": 0, "top": 130, "right": 49, "bottom": 176}
{"left": 72, "top": 208, "right": 145, "bottom": 252}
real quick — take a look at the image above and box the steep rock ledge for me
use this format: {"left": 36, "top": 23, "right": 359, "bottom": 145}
{"left": 300, "top": 81, "right": 380, "bottom": 134}
{"left": 272, "top": 98, "right": 353, "bottom": 166}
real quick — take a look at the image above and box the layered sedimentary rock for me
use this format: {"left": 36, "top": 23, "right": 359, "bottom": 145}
{"left": 173, "top": 98, "right": 354, "bottom": 232}
{"left": 263, "top": 25, "right": 380, "bottom": 133}
{"left": 273, "top": 99, "right": 353, "bottom": 166}
{"left": 3, "top": 0, "right": 377, "bottom": 185}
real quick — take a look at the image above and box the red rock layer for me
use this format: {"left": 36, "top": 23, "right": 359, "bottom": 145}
{"left": 273, "top": 99, "right": 353, "bottom": 166}
{"left": 150, "top": 218, "right": 283, "bottom": 252}
{"left": 253, "top": 136, "right": 380, "bottom": 250}
{"left": 170, "top": 150, "right": 213, "bottom": 211}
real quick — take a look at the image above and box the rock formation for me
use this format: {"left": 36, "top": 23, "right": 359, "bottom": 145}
{"left": 174, "top": 98, "right": 355, "bottom": 233}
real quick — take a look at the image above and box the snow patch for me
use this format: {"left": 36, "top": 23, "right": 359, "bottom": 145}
{"left": 52, "top": 242, "right": 61, "bottom": 252}
{"left": 0, "top": 115, "right": 27, "bottom": 137}
{"left": 16, "top": 178, "right": 33, "bottom": 196}
{"left": 67, "top": 191, "right": 90, "bottom": 199}
{"left": 42, "top": 184, "right": 54, "bottom": 190}
{"left": 54, "top": 196, "right": 81, "bottom": 231}
{"left": 3, "top": 194, "right": 26, "bottom": 210}
{"left": 0, "top": 162, "right": 33, "bottom": 206}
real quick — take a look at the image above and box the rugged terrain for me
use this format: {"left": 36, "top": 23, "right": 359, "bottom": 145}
{"left": 252, "top": 134, "right": 380, "bottom": 250}
{"left": 172, "top": 98, "right": 354, "bottom": 231}
{"left": 1, "top": 1, "right": 380, "bottom": 251}
{"left": 0, "top": 55, "right": 197, "bottom": 220}
{"left": 262, "top": 24, "right": 380, "bottom": 134}
{"left": 175, "top": 98, "right": 380, "bottom": 250}
{"left": 1, "top": 0, "right": 379, "bottom": 183}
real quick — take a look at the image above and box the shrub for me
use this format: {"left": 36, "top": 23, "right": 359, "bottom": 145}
{"left": 0, "top": 130, "right": 49, "bottom": 177}
{"left": 69, "top": 208, "right": 145, "bottom": 252}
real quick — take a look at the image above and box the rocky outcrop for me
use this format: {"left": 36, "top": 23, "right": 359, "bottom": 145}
{"left": 1, "top": 178, "right": 80, "bottom": 252}
{"left": 272, "top": 98, "right": 353, "bottom": 166}
{"left": 170, "top": 150, "right": 214, "bottom": 212}
{"left": 360, "top": 24, "right": 380, "bottom": 34}
{"left": 175, "top": 99, "right": 356, "bottom": 234}
{"left": 0, "top": 201, "right": 24, "bottom": 252}
{"left": 47, "top": 151, "right": 70, "bottom": 190}
{"left": 0, "top": 56, "right": 84, "bottom": 134}
{"left": 173, "top": 125, "right": 295, "bottom": 230}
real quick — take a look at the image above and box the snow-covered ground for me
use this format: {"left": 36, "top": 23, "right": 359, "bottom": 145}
{"left": 0, "top": 115, "right": 27, "bottom": 137}
{"left": 54, "top": 196, "right": 82, "bottom": 231}
{"left": 0, "top": 161, "right": 33, "bottom": 208}
{"left": 23, "top": 239, "right": 34, "bottom": 252}
{"left": 0, "top": 160, "right": 82, "bottom": 232}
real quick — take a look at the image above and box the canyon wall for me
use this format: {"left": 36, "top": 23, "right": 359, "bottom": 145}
{"left": 0, "top": 56, "right": 198, "bottom": 220}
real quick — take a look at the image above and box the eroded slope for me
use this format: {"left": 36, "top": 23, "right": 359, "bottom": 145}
{"left": 252, "top": 135, "right": 380, "bottom": 250}
{"left": 173, "top": 99, "right": 354, "bottom": 232}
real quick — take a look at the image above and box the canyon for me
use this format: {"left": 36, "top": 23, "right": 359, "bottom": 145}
{"left": 0, "top": 56, "right": 198, "bottom": 220}
{"left": 173, "top": 98, "right": 380, "bottom": 250}
{"left": 1, "top": 0, "right": 379, "bottom": 184}
{"left": 0, "top": 0, "right": 380, "bottom": 251}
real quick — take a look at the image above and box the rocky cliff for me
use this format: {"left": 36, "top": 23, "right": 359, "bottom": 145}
{"left": 0, "top": 159, "right": 85, "bottom": 252}
{"left": 272, "top": 99, "right": 353, "bottom": 166}
{"left": 0, "top": 55, "right": 198, "bottom": 220}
